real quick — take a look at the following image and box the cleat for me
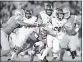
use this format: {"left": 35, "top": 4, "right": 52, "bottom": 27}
{"left": 71, "top": 51, "right": 76, "bottom": 59}
{"left": 54, "top": 57, "right": 57, "bottom": 59}
{"left": 7, "top": 58, "right": 15, "bottom": 61}
{"left": 43, "top": 58, "right": 49, "bottom": 62}
{"left": 39, "top": 58, "right": 49, "bottom": 62}
{"left": 53, "top": 57, "right": 58, "bottom": 61}
{"left": 7, "top": 58, "right": 11, "bottom": 61}
{"left": 74, "top": 51, "right": 77, "bottom": 56}
{"left": 58, "top": 59, "right": 63, "bottom": 61}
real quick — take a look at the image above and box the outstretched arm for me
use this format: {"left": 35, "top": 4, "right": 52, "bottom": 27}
{"left": 16, "top": 16, "right": 38, "bottom": 27}
{"left": 17, "top": 20, "right": 38, "bottom": 27}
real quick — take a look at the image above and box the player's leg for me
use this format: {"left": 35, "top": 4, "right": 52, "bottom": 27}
{"left": 76, "top": 32, "right": 82, "bottom": 56}
{"left": 8, "top": 29, "right": 36, "bottom": 60}
{"left": 40, "top": 35, "right": 53, "bottom": 60}
{"left": 59, "top": 48, "right": 66, "bottom": 61}
{"left": 8, "top": 33, "right": 28, "bottom": 61}
{"left": 7, "top": 42, "right": 27, "bottom": 61}
{"left": 77, "top": 27, "right": 82, "bottom": 55}
{"left": 10, "top": 35, "right": 26, "bottom": 59}
{"left": 30, "top": 44, "right": 39, "bottom": 62}
{"left": 69, "top": 33, "right": 79, "bottom": 59}
{"left": 52, "top": 37, "right": 60, "bottom": 60}
{"left": 59, "top": 33, "right": 70, "bottom": 61}
{"left": 76, "top": 37, "right": 81, "bottom": 56}
{"left": 1, "top": 30, "right": 10, "bottom": 56}
{"left": 13, "top": 28, "right": 34, "bottom": 55}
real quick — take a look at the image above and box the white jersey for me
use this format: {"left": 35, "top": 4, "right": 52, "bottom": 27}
{"left": 39, "top": 10, "right": 56, "bottom": 24}
{"left": 39, "top": 10, "right": 57, "bottom": 39}
{"left": 52, "top": 18, "right": 67, "bottom": 39}
{"left": 46, "top": 17, "right": 67, "bottom": 40}
{"left": 13, "top": 16, "right": 37, "bottom": 47}
{"left": 17, "top": 16, "right": 37, "bottom": 34}
{"left": 24, "top": 16, "right": 37, "bottom": 24}
{"left": 52, "top": 18, "right": 67, "bottom": 30}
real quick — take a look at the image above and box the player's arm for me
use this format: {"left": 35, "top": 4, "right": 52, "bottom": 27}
{"left": 17, "top": 20, "right": 38, "bottom": 27}
{"left": 16, "top": 16, "right": 38, "bottom": 27}
{"left": 35, "top": 14, "right": 46, "bottom": 27}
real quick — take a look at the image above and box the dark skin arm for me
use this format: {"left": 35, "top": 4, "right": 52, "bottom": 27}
{"left": 17, "top": 20, "right": 38, "bottom": 27}
{"left": 37, "top": 14, "right": 57, "bottom": 37}
{"left": 16, "top": 15, "right": 46, "bottom": 27}
{"left": 16, "top": 16, "right": 38, "bottom": 27}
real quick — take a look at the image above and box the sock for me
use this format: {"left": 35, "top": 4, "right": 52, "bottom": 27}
{"left": 59, "top": 48, "right": 65, "bottom": 60}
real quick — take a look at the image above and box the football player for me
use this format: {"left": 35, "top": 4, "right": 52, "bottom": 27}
{"left": 7, "top": 8, "right": 45, "bottom": 61}
{"left": 38, "top": 2, "right": 67, "bottom": 61}
{"left": 7, "top": 8, "right": 37, "bottom": 60}
{"left": 36, "top": 2, "right": 56, "bottom": 62}
{"left": 1, "top": 9, "right": 39, "bottom": 57}
{"left": 59, "top": 8, "right": 81, "bottom": 60}
{"left": 29, "top": 3, "right": 56, "bottom": 61}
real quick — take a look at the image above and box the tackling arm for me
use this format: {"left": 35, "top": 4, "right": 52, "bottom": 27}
{"left": 16, "top": 16, "right": 38, "bottom": 27}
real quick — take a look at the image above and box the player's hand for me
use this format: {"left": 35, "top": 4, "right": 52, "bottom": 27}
{"left": 38, "top": 24, "right": 46, "bottom": 27}
{"left": 27, "top": 23, "right": 38, "bottom": 27}
{"left": 71, "top": 31, "right": 77, "bottom": 36}
{"left": 23, "top": 24, "right": 29, "bottom": 28}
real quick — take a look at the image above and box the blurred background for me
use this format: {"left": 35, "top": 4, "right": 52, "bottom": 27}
{"left": 0, "top": 1, "right": 82, "bottom": 26}
{"left": 0, "top": 1, "right": 82, "bottom": 37}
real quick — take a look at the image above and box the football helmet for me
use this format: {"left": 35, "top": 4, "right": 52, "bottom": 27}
{"left": 14, "top": 9, "right": 25, "bottom": 17}
{"left": 44, "top": 2, "right": 53, "bottom": 16}
{"left": 56, "top": 8, "right": 64, "bottom": 20}
{"left": 25, "top": 8, "right": 32, "bottom": 19}
{"left": 63, "top": 8, "right": 70, "bottom": 19}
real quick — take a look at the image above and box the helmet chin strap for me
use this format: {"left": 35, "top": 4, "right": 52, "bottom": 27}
{"left": 47, "top": 13, "right": 52, "bottom": 16}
